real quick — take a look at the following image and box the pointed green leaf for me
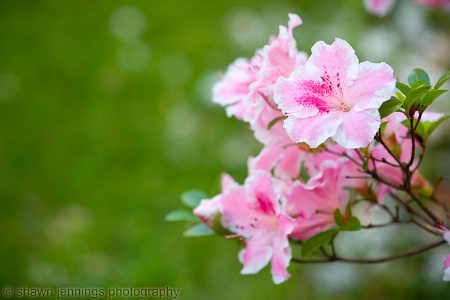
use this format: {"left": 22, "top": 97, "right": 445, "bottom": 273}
{"left": 340, "top": 216, "right": 362, "bottom": 231}
{"left": 395, "top": 93, "right": 405, "bottom": 102}
{"left": 410, "top": 80, "right": 427, "bottom": 90}
{"left": 402, "top": 114, "right": 450, "bottom": 143}
{"left": 420, "top": 89, "right": 447, "bottom": 107}
{"left": 379, "top": 121, "right": 389, "bottom": 134}
{"left": 434, "top": 71, "right": 450, "bottom": 90}
{"left": 421, "top": 114, "right": 450, "bottom": 141}
{"left": 300, "top": 162, "right": 310, "bottom": 183}
{"left": 211, "top": 213, "right": 233, "bottom": 236}
{"left": 184, "top": 223, "right": 214, "bottom": 237}
{"left": 378, "top": 97, "right": 403, "bottom": 119}
{"left": 301, "top": 229, "right": 338, "bottom": 257}
{"left": 165, "top": 210, "right": 199, "bottom": 222}
{"left": 268, "top": 115, "right": 287, "bottom": 130}
{"left": 404, "top": 86, "right": 429, "bottom": 113}
{"left": 362, "top": 159, "right": 369, "bottom": 171}
{"left": 408, "top": 68, "right": 430, "bottom": 86}
{"left": 345, "top": 197, "right": 354, "bottom": 218}
{"left": 396, "top": 82, "right": 410, "bottom": 95}
{"left": 181, "top": 189, "right": 208, "bottom": 208}
{"left": 334, "top": 209, "right": 343, "bottom": 226}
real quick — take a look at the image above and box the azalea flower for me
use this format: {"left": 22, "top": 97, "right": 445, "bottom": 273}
{"left": 284, "top": 161, "right": 350, "bottom": 240}
{"left": 443, "top": 254, "right": 450, "bottom": 281}
{"left": 363, "top": 0, "right": 450, "bottom": 16}
{"left": 193, "top": 173, "right": 237, "bottom": 228}
{"left": 211, "top": 56, "right": 262, "bottom": 121}
{"left": 212, "top": 14, "right": 307, "bottom": 145}
{"left": 247, "top": 13, "right": 306, "bottom": 114}
{"left": 364, "top": 0, "right": 396, "bottom": 16}
{"left": 436, "top": 222, "right": 450, "bottom": 281}
{"left": 219, "top": 171, "right": 296, "bottom": 284}
{"left": 275, "top": 38, "right": 395, "bottom": 149}
{"left": 414, "top": 0, "right": 450, "bottom": 9}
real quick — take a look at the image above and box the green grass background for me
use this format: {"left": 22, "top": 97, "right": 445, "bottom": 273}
{"left": 1, "top": 0, "right": 450, "bottom": 299}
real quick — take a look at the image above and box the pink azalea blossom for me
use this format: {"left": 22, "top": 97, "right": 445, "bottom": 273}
{"left": 284, "top": 161, "right": 350, "bottom": 240}
{"left": 219, "top": 171, "right": 296, "bottom": 284}
{"left": 249, "top": 141, "right": 307, "bottom": 180}
{"left": 443, "top": 254, "right": 450, "bottom": 281}
{"left": 248, "top": 105, "right": 308, "bottom": 180}
{"left": 437, "top": 223, "right": 450, "bottom": 281}
{"left": 211, "top": 56, "right": 262, "bottom": 121}
{"left": 364, "top": 0, "right": 396, "bottom": 16}
{"left": 212, "top": 13, "right": 307, "bottom": 149}
{"left": 275, "top": 38, "right": 395, "bottom": 149}
{"left": 193, "top": 173, "right": 237, "bottom": 228}
{"left": 303, "top": 143, "right": 367, "bottom": 190}
{"left": 363, "top": 0, "right": 450, "bottom": 16}
{"left": 415, "top": 0, "right": 450, "bottom": 9}
{"left": 247, "top": 14, "right": 307, "bottom": 113}
{"left": 248, "top": 14, "right": 307, "bottom": 146}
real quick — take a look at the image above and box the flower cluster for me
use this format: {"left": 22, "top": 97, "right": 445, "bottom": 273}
{"left": 168, "top": 13, "right": 450, "bottom": 284}
{"left": 364, "top": 0, "right": 450, "bottom": 16}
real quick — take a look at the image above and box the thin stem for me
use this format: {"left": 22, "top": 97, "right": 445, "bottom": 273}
{"left": 405, "top": 188, "right": 439, "bottom": 223}
{"left": 410, "top": 217, "right": 441, "bottom": 236}
{"left": 389, "top": 192, "right": 431, "bottom": 225}
{"left": 291, "top": 257, "right": 333, "bottom": 264}
{"left": 292, "top": 239, "right": 445, "bottom": 265}
{"left": 362, "top": 220, "right": 411, "bottom": 229}
{"left": 369, "top": 156, "right": 402, "bottom": 168}
{"left": 375, "top": 130, "right": 403, "bottom": 167}
{"left": 407, "top": 117, "right": 417, "bottom": 168}
{"left": 324, "top": 147, "right": 363, "bottom": 169}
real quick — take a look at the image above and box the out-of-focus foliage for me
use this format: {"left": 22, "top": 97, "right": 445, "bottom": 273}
{"left": 0, "top": 0, "right": 449, "bottom": 299}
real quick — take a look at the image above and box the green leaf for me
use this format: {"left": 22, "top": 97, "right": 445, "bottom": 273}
{"left": 362, "top": 159, "right": 369, "bottom": 171}
{"left": 378, "top": 97, "right": 403, "bottom": 119}
{"left": 184, "top": 223, "right": 214, "bottom": 237}
{"left": 402, "top": 114, "right": 450, "bottom": 143}
{"left": 408, "top": 68, "right": 431, "bottom": 86}
{"left": 334, "top": 209, "right": 343, "bottom": 226}
{"left": 301, "top": 229, "right": 338, "bottom": 257}
{"left": 181, "top": 189, "right": 208, "bottom": 208}
{"left": 410, "top": 80, "right": 427, "bottom": 90}
{"left": 211, "top": 213, "right": 233, "bottom": 236}
{"left": 420, "top": 89, "right": 447, "bottom": 108}
{"left": 300, "top": 162, "right": 310, "bottom": 183}
{"left": 165, "top": 210, "right": 199, "bottom": 222}
{"left": 434, "top": 71, "right": 450, "bottom": 90}
{"left": 379, "top": 121, "right": 388, "bottom": 134}
{"left": 396, "top": 82, "right": 410, "bottom": 95}
{"left": 339, "top": 216, "right": 362, "bottom": 231}
{"left": 421, "top": 114, "right": 450, "bottom": 141}
{"left": 404, "top": 86, "right": 429, "bottom": 113}
{"left": 268, "top": 115, "right": 287, "bottom": 130}
{"left": 395, "top": 92, "right": 406, "bottom": 102}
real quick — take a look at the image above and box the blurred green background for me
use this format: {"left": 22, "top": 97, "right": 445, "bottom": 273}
{"left": 1, "top": 0, "right": 450, "bottom": 299}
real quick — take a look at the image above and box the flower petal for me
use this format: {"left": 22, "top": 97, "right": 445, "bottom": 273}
{"left": 443, "top": 253, "right": 450, "bottom": 282}
{"left": 364, "top": 0, "right": 396, "bottom": 16}
{"left": 333, "top": 109, "right": 380, "bottom": 148}
{"left": 239, "top": 231, "right": 275, "bottom": 274}
{"left": 349, "top": 61, "right": 395, "bottom": 111}
{"left": 308, "top": 38, "right": 359, "bottom": 90}
{"left": 284, "top": 113, "right": 342, "bottom": 148}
